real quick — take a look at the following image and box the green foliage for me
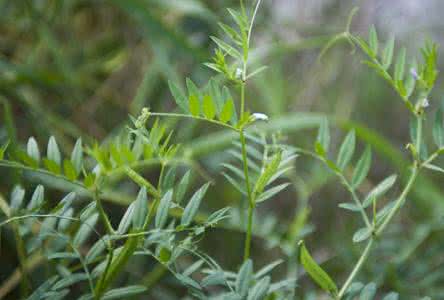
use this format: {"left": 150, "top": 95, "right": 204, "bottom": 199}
{"left": 1, "top": 2, "right": 443, "bottom": 300}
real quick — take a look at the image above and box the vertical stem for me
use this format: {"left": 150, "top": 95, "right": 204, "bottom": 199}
{"left": 240, "top": 130, "right": 255, "bottom": 261}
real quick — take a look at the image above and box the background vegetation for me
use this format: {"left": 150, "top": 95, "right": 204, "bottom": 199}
{"left": 1, "top": 0, "right": 444, "bottom": 299}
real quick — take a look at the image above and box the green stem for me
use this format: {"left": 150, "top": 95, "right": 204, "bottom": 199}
{"left": 94, "top": 188, "right": 115, "bottom": 235}
{"left": 239, "top": 130, "right": 255, "bottom": 261}
{"left": 337, "top": 238, "right": 373, "bottom": 298}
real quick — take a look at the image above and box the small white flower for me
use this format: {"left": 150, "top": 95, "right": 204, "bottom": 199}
{"left": 235, "top": 68, "right": 243, "bottom": 79}
{"left": 92, "top": 165, "right": 101, "bottom": 176}
{"left": 251, "top": 113, "right": 269, "bottom": 121}
{"left": 422, "top": 98, "right": 430, "bottom": 108}
{"left": 410, "top": 68, "right": 419, "bottom": 80}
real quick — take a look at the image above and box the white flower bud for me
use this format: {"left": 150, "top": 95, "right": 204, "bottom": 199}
{"left": 251, "top": 113, "right": 269, "bottom": 121}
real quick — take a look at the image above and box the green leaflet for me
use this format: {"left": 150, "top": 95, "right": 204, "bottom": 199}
{"left": 363, "top": 174, "right": 397, "bottom": 207}
{"left": 253, "top": 152, "right": 282, "bottom": 197}
{"left": 382, "top": 36, "right": 395, "bottom": 69}
{"left": 235, "top": 259, "right": 253, "bottom": 297}
{"left": 155, "top": 189, "right": 173, "bottom": 229}
{"left": 316, "top": 117, "right": 330, "bottom": 155}
{"left": 189, "top": 94, "right": 200, "bottom": 116}
{"left": 47, "top": 136, "right": 61, "bottom": 166}
{"left": 71, "top": 138, "right": 83, "bottom": 174}
{"left": 168, "top": 80, "right": 188, "bottom": 112}
{"left": 203, "top": 94, "right": 216, "bottom": 119}
{"left": 102, "top": 285, "right": 147, "bottom": 300}
{"left": 27, "top": 137, "right": 40, "bottom": 163}
{"left": 394, "top": 48, "right": 406, "bottom": 82}
{"left": 181, "top": 183, "right": 210, "bottom": 226}
{"left": 433, "top": 108, "right": 444, "bottom": 148}
{"left": 132, "top": 187, "right": 148, "bottom": 229}
{"left": 368, "top": 25, "right": 378, "bottom": 56}
{"left": 337, "top": 130, "right": 356, "bottom": 170}
{"left": 352, "top": 146, "right": 372, "bottom": 188}
{"left": 298, "top": 241, "right": 338, "bottom": 296}
{"left": 219, "top": 98, "right": 235, "bottom": 124}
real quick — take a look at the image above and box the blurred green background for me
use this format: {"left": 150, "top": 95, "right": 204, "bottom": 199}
{"left": 1, "top": 0, "right": 444, "bottom": 298}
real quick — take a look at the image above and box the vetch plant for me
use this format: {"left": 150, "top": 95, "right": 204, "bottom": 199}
{"left": 0, "top": 2, "right": 442, "bottom": 300}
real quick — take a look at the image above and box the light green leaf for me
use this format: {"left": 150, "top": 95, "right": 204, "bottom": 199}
{"left": 353, "top": 227, "right": 372, "bottom": 243}
{"left": 360, "top": 283, "right": 376, "bottom": 300}
{"left": 254, "top": 259, "right": 284, "bottom": 279}
{"left": 433, "top": 108, "right": 444, "bottom": 148}
{"left": 382, "top": 37, "right": 395, "bottom": 69}
{"left": 168, "top": 80, "right": 188, "bottom": 112}
{"left": 247, "top": 276, "right": 270, "bottom": 300}
{"left": 27, "top": 185, "right": 44, "bottom": 211}
{"left": 210, "top": 36, "right": 242, "bottom": 59}
{"left": 155, "top": 189, "right": 173, "bottom": 229}
{"left": 63, "top": 160, "right": 77, "bottom": 180}
{"left": 102, "top": 285, "right": 147, "bottom": 300}
{"left": 53, "top": 273, "right": 89, "bottom": 290}
{"left": 316, "top": 117, "right": 330, "bottom": 155}
{"left": 368, "top": 26, "right": 378, "bottom": 56}
{"left": 47, "top": 136, "right": 61, "bottom": 166}
{"left": 118, "top": 203, "right": 135, "bottom": 234}
{"left": 189, "top": 94, "right": 200, "bottom": 116}
{"left": 298, "top": 241, "right": 338, "bottom": 295}
{"left": 0, "top": 140, "right": 9, "bottom": 160}
{"left": 73, "top": 213, "right": 98, "bottom": 246}
{"left": 338, "top": 202, "right": 361, "bottom": 212}
{"left": 394, "top": 48, "right": 406, "bottom": 82}
{"left": 203, "top": 94, "right": 216, "bottom": 119}
{"left": 181, "top": 183, "right": 210, "bottom": 226}
{"left": 383, "top": 292, "right": 399, "bottom": 300}
{"left": 27, "top": 137, "right": 40, "bottom": 163}
{"left": 352, "top": 146, "right": 372, "bottom": 188}
{"left": 235, "top": 259, "right": 253, "bottom": 297}
{"left": 219, "top": 99, "right": 235, "bottom": 123}
{"left": 337, "top": 130, "right": 356, "bottom": 170}
{"left": 363, "top": 174, "right": 397, "bottom": 207}
{"left": 175, "top": 170, "right": 191, "bottom": 204}
{"left": 256, "top": 183, "right": 290, "bottom": 203}
{"left": 253, "top": 152, "right": 282, "bottom": 197}
{"left": 10, "top": 185, "right": 25, "bottom": 213}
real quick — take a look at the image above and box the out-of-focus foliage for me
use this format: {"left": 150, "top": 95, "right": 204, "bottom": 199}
{"left": 1, "top": 0, "right": 444, "bottom": 299}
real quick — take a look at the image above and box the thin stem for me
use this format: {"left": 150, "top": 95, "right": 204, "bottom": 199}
{"left": 239, "top": 130, "right": 255, "bottom": 261}
{"left": 337, "top": 239, "right": 373, "bottom": 298}
{"left": 375, "top": 166, "right": 418, "bottom": 236}
{"left": 148, "top": 112, "right": 238, "bottom": 131}
{"left": 94, "top": 188, "right": 115, "bottom": 235}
